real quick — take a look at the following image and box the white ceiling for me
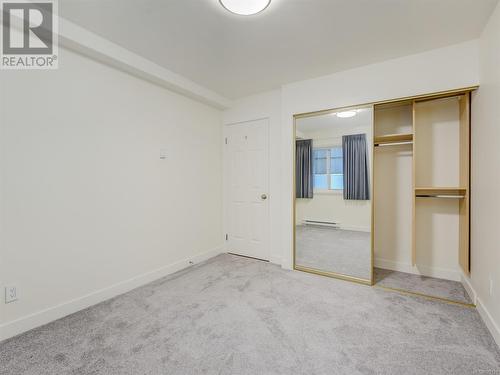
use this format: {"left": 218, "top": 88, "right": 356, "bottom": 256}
{"left": 60, "top": 0, "right": 498, "bottom": 99}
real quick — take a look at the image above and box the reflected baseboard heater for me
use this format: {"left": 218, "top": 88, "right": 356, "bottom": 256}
{"left": 303, "top": 220, "right": 339, "bottom": 228}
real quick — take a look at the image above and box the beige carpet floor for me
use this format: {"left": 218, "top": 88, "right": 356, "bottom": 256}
{"left": 1, "top": 254, "right": 499, "bottom": 375}
{"left": 295, "top": 225, "right": 371, "bottom": 280}
{"left": 375, "top": 267, "right": 473, "bottom": 304}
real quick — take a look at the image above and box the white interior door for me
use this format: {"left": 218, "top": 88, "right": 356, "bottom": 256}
{"left": 224, "top": 119, "right": 269, "bottom": 260}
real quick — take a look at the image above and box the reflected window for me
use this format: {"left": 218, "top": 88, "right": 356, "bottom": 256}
{"left": 313, "top": 147, "right": 343, "bottom": 191}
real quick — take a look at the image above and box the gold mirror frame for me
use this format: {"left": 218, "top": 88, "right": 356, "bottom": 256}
{"left": 293, "top": 103, "right": 375, "bottom": 286}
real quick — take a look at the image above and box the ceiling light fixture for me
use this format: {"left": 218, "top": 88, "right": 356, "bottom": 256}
{"left": 336, "top": 110, "right": 357, "bottom": 118}
{"left": 219, "top": 0, "right": 271, "bottom": 16}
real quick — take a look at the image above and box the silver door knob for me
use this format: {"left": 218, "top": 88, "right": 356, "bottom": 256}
{"left": 261, "top": 194, "right": 267, "bottom": 200}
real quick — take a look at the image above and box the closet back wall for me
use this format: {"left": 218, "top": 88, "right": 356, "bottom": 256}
{"left": 0, "top": 46, "right": 223, "bottom": 340}
{"left": 414, "top": 98, "right": 462, "bottom": 280}
{"left": 373, "top": 103, "right": 414, "bottom": 275}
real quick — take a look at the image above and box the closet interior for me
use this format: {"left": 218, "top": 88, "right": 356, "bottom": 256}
{"left": 373, "top": 90, "right": 473, "bottom": 305}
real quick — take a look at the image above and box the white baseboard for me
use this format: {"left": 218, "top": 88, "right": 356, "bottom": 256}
{"left": 340, "top": 225, "right": 371, "bottom": 233}
{"left": 0, "top": 247, "right": 223, "bottom": 342}
{"left": 460, "top": 271, "right": 477, "bottom": 304}
{"left": 476, "top": 297, "right": 500, "bottom": 348}
{"left": 459, "top": 272, "right": 499, "bottom": 349}
{"left": 269, "top": 255, "right": 282, "bottom": 265}
{"left": 374, "top": 258, "right": 460, "bottom": 281}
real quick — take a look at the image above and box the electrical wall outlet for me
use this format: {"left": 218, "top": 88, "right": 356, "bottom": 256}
{"left": 159, "top": 148, "right": 168, "bottom": 160}
{"left": 5, "top": 285, "right": 18, "bottom": 304}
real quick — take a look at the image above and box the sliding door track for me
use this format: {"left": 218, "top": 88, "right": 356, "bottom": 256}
{"left": 228, "top": 252, "right": 269, "bottom": 262}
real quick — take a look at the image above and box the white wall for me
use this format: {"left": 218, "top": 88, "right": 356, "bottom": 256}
{"left": 222, "top": 90, "right": 282, "bottom": 264}
{"left": 0, "top": 46, "right": 223, "bottom": 340}
{"left": 470, "top": 1, "right": 500, "bottom": 346}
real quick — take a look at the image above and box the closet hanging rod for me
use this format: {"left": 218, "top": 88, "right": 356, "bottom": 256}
{"left": 374, "top": 141, "right": 413, "bottom": 147}
{"left": 416, "top": 195, "right": 465, "bottom": 199}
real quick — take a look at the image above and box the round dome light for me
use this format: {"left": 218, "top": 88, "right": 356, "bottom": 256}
{"left": 336, "top": 111, "right": 357, "bottom": 118}
{"left": 219, "top": 0, "right": 271, "bottom": 16}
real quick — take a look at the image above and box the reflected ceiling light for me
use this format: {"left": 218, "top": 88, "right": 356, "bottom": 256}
{"left": 336, "top": 110, "right": 357, "bottom": 118}
{"left": 219, "top": 0, "right": 271, "bottom": 15}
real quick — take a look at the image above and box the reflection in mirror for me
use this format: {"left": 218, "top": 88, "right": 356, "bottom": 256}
{"left": 295, "top": 106, "right": 373, "bottom": 282}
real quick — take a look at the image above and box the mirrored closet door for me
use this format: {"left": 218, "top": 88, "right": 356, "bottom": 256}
{"left": 294, "top": 105, "right": 373, "bottom": 284}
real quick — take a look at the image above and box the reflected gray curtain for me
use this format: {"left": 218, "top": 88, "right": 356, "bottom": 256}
{"left": 296, "top": 139, "right": 313, "bottom": 199}
{"left": 342, "top": 134, "right": 370, "bottom": 200}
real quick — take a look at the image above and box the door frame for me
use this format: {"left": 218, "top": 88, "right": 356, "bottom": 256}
{"left": 223, "top": 118, "right": 271, "bottom": 261}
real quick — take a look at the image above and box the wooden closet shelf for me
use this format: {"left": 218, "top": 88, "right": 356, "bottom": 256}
{"left": 415, "top": 187, "right": 466, "bottom": 198}
{"left": 374, "top": 133, "right": 413, "bottom": 146}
